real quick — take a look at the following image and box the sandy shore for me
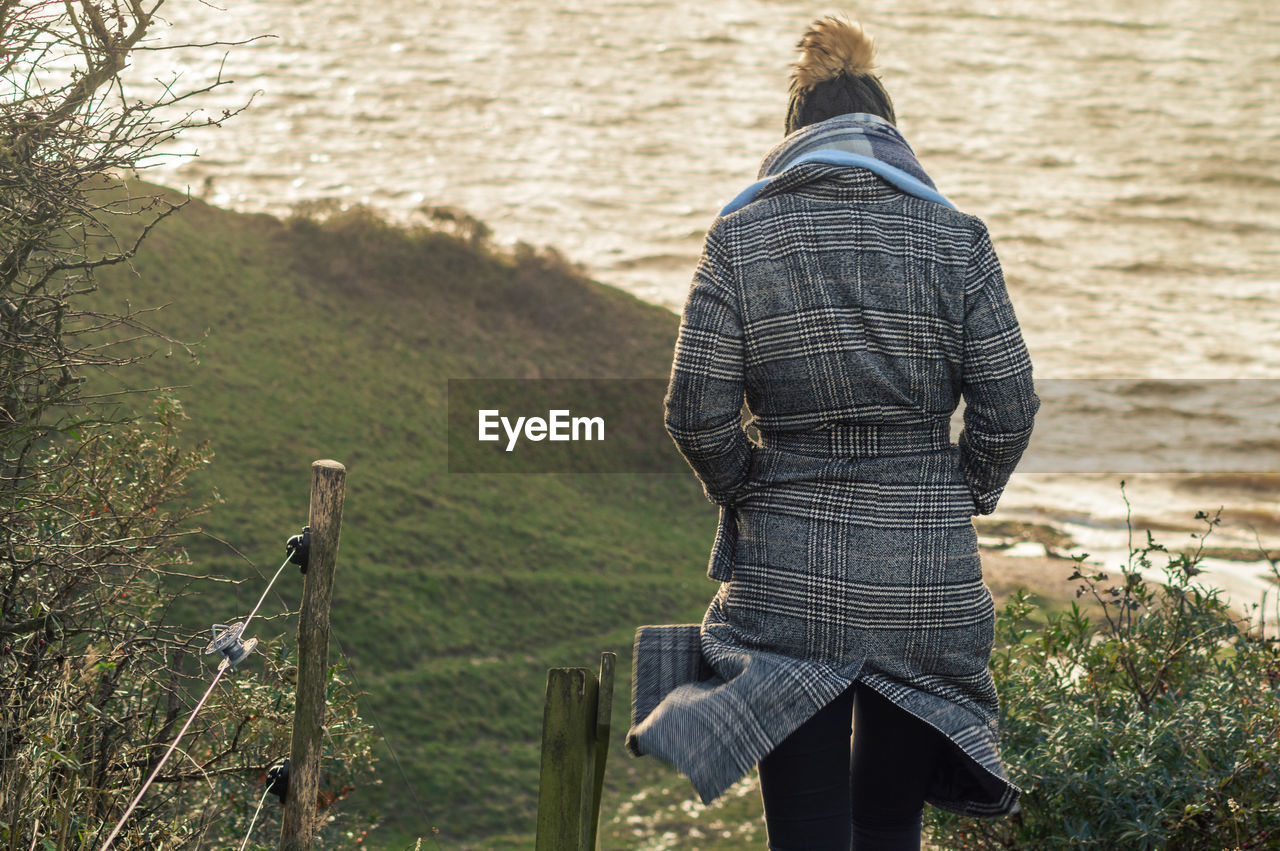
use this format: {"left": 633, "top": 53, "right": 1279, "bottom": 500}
{"left": 980, "top": 548, "right": 1081, "bottom": 610}
{"left": 980, "top": 543, "right": 1277, "bottom": 634}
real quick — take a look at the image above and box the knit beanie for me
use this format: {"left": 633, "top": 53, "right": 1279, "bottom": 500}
{"left": 784, "top": 16, "right": 896, "bottom": 135}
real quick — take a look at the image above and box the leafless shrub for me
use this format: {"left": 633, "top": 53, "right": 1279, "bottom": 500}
{"left": 1, "top": 4, "right": 373, "bottom": 846}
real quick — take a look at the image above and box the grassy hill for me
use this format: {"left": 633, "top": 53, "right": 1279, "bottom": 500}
{"left": 89, "top": 181, "right": 740, "bottom": 848}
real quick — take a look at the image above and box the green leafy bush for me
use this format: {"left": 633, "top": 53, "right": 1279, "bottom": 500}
{"left": 928, "top": 498, "right": 1280, "bottom": 850}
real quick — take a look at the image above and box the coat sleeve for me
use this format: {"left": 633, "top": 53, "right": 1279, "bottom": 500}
{"left": 958, "top": 220, "right": 1040, "bottom": 515}
{"left": 664, "top": 227, "right": 752, "bottom": 506}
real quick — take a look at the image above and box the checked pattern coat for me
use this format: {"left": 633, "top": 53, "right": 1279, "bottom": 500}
{"left": 625, "top": 161, "right": 1040, "bottom": 816}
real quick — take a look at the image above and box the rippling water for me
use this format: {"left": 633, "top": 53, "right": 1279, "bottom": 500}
{"left": 125, "top": 0, "right": 1280, "bottom": 598}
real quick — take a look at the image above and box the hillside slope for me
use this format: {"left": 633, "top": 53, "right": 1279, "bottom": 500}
{"left": 90, "top": 181, "right": 729, "bottom": 847}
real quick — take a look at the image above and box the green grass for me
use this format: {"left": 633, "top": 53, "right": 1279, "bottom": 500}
{"left": 88, "top": 180, "right": 722, "bottom": 847}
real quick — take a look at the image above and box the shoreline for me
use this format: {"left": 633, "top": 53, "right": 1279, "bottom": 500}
{"left": 978, "top": 539, "right": 1278, "bottom": 636}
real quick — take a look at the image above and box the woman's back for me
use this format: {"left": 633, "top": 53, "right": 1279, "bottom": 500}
{"left": 718, "top": 164, "right": 973, "bottom": 434}
{"left": 667, "top": 152, "right": 1036, "bottom": 519}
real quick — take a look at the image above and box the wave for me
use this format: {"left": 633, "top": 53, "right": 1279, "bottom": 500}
{"left": 1100, "top": 260, "right": 1239, "bottom": 277}
{"left": 1175, "top": 473, "right": 1280, "bottom": 494}
{"left": 1192, "top": 171, "right": 1280, "bottom": 189}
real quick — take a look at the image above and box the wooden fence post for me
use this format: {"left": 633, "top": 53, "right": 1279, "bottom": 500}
{"left": 588, "top": 652, "right": 615, "bottom": 851}
{"left": 535, "top": 652, "right": 616, "bottom": 851}
{"left": 279, "top": 460, "right": 346, "bottom": 851}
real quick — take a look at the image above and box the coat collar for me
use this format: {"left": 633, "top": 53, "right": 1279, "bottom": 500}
{"left": 720, "top": 114, "right": 956, "bottom": 216}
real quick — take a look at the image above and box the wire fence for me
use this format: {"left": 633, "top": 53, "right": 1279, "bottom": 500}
{"left": 99, "top": 554, "right": 293, "bottom": 850}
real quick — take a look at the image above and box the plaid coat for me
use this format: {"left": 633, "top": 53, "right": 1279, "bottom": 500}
{"left": 626, "top": 161, "right": 1040, "bottom": 817}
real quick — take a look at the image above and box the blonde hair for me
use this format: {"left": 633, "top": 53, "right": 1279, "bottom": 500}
{"left": 785, "top": 15, "right": 895, "bottom": 133}
{"left": 789, "top": 15, "right": 878, "bottom": 95}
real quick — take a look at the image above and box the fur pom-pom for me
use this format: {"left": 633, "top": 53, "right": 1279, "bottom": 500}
{"left": 789, "top": 15, "right": 878, "bottom": 94}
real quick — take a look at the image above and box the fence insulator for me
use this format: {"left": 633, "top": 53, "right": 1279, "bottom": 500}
{"left": 267, "top": 757, "right": 291, "bottom": 804}
{"left": 286, "top": 525, "right": 311, "bottom": 574}
{"left": 204, "top": 622, "right": 259, "bottom": 671}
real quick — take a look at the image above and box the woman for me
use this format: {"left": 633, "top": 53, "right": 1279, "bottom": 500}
{"left": 626, "top": 15, "right": 1040, "bottom": 850}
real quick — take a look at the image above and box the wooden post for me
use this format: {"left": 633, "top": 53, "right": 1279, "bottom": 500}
{"left": 588, "top": 652, "right": 615, "bottom": 851}
{"left": 535, "top": 652, "right": 616, "bottom": 851}
{"left": 279, "top": 460, "right": 346, "bottom": 851}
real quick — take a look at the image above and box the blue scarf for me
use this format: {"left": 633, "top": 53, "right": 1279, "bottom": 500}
{"left": 720, "top": 113, "right": 955, "bottom": 215}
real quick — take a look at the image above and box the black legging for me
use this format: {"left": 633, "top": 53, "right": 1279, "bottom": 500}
{"left": 757, "top": 681, "right": 946, "bottom": 850}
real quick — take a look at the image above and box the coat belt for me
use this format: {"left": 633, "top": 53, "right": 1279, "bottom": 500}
{"left": 758, "top": 421, "right": 951, "bottom": 458}
{"left": 706, "top": 422, "right": 953, "bottom": 583}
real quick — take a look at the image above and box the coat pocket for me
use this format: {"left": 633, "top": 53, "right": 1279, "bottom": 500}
{"left": 948, "top": 445, "right": 980, "bottom": 516}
